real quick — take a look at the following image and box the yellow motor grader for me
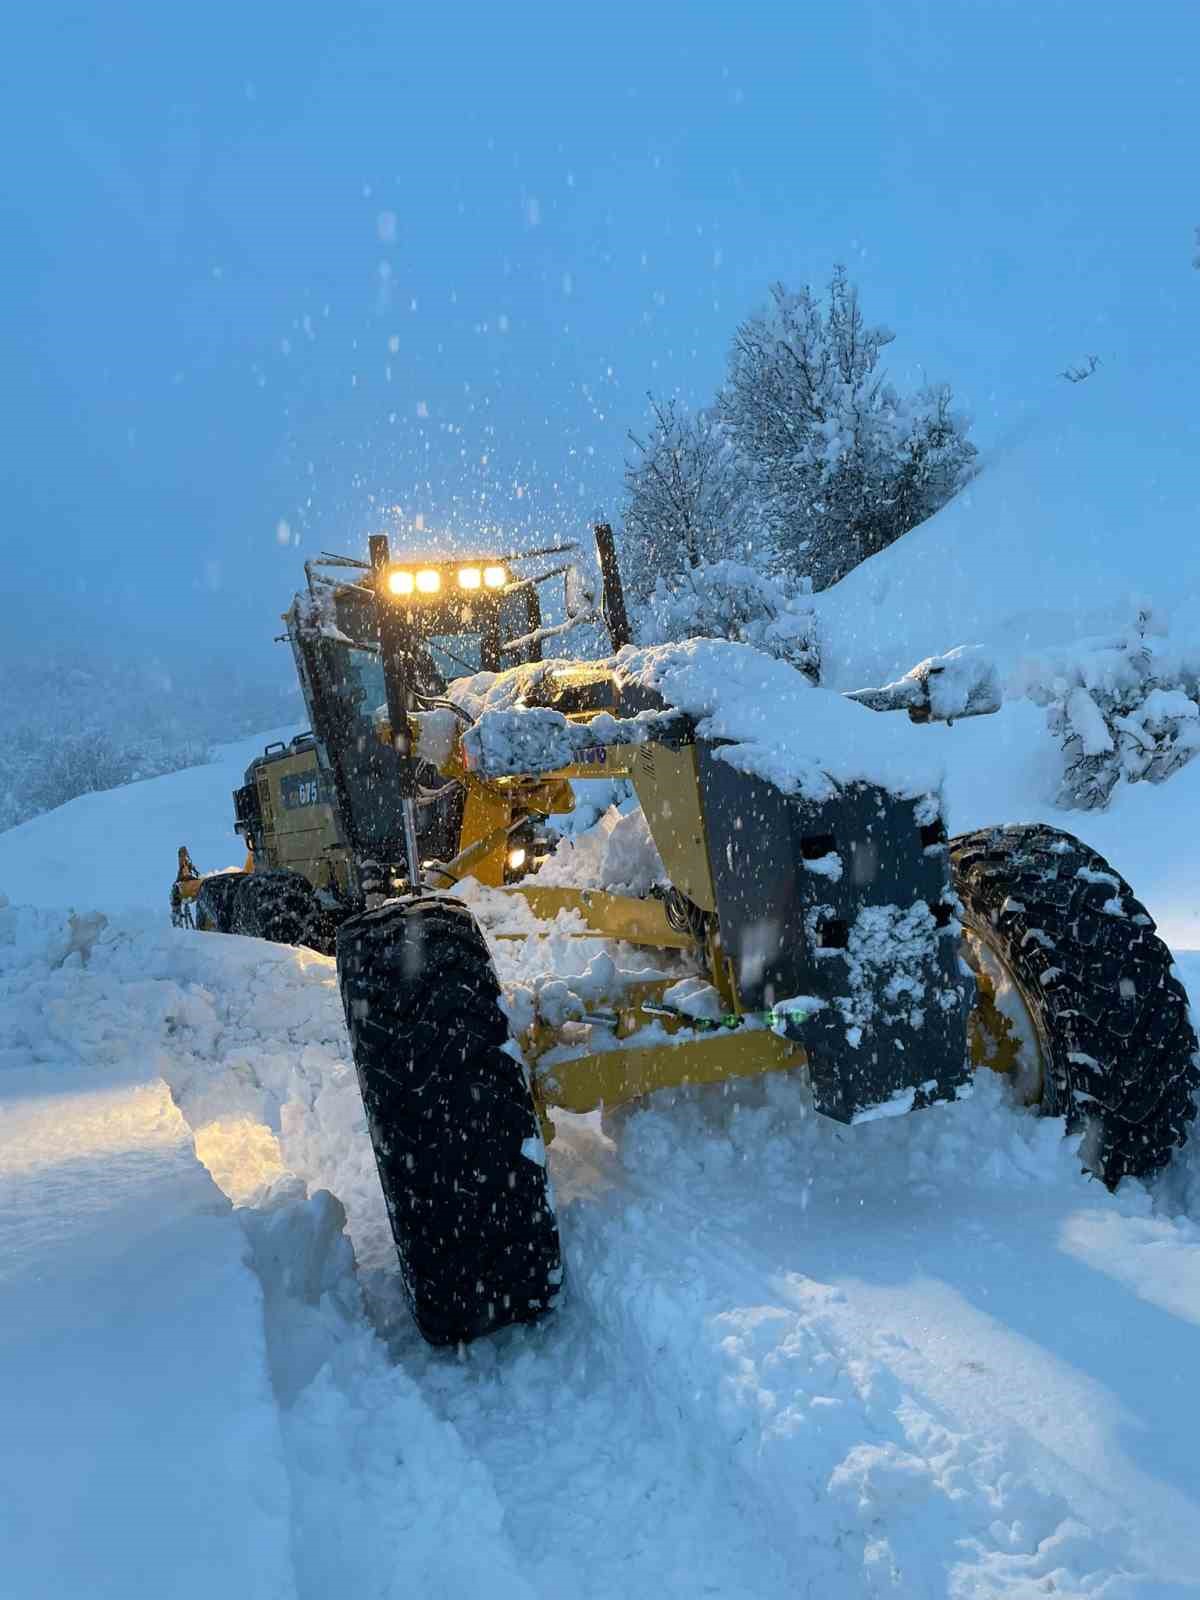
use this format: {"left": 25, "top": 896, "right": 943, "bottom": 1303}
{"left": 174, "top": 527, "right": 1199, "bottom": 1347}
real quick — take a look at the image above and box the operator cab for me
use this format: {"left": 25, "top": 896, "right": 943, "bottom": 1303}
{"left": 283, "top": 543, "right": 589, "bottom": 899}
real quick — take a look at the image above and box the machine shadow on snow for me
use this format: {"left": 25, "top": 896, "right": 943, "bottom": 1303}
{"left": 168, "top": 522, "right": 1200, "bottom": 1349}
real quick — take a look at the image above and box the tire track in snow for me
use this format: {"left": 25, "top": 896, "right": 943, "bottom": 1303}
{"left": 133, "top": 923, "right": 801, "bottom": 1599}
{"left": 6, "top": 916, "right": 536, "bottom": 1600}
{"left": 385, "top": 1282, "right": 797, "bottom": 1600}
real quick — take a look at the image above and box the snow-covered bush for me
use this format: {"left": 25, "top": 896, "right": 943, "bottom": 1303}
{"left": 633, "top": 560, "right": 821, "bottom": 681}
{"left": 1015, "top": 611, "right": 1200, "bottom": 809}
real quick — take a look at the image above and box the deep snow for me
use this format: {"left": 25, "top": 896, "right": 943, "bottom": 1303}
{"left": 2, "top": 722, "right": 1199, "bottom": 1596}
{"left": 0, "top": 725, "right": 299, "bottom": 915}
{"left": 2, "top": 895, "right": 1199, "bottom": 1599}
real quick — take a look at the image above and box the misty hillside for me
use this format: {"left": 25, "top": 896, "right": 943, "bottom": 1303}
{"left": 0, "top": 646, "right": 301, "bottom": 833}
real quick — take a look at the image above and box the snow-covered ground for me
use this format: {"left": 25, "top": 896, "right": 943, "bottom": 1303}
{"left": 4, "top": 381, "right": 1200, "bottom": 1595}
{"left": 2, "top": 887, "right": 1199, "bottom": 1598}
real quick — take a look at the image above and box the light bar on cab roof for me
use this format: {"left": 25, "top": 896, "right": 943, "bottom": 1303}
{"left": 383, "top": 560, "right": 507, "bottom": 599}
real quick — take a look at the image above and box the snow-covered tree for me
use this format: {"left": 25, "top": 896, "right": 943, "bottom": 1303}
{"left": 620, "top": 396, "right": 761, "bottom": 603}
{"left": 719, "top": 268, "right": 975, "bottom": 588}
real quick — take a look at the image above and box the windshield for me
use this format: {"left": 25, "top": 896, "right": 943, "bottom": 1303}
{"left": 427, "top": 633, "right": 482, "bottom": 682}
{"left": 345, "top": 649, "right": 386, "bottom": 717}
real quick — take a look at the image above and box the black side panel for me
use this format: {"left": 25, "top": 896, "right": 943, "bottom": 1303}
{"left": 698, "top": 741, "right": 972, "bottom": 1122}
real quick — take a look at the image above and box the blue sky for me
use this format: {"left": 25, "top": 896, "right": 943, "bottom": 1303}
{"left": 1, "top": 0, "right": 1196, "bottom": 671}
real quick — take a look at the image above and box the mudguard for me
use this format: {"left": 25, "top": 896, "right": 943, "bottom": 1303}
{"left": 698, "top": 743, "right": 974, "bottom": 1123}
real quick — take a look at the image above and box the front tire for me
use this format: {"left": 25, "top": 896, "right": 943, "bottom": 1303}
{"left": 951, "top": 824, "right": 1199, "bottom": 1187}
{"left": 336, "top": 896, "right": 562, "bottom": 1345}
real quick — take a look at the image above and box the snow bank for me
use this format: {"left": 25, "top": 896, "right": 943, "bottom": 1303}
{"left": 0, "top": 906, "right": 569, "bottom": 1599}
{"left": 0, "top": 907, "right": 295, "bottom": 1600}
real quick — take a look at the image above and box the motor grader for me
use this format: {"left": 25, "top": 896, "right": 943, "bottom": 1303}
{"left": 170, "top": 537, "right": 598, "bottom": 946}
{"left": 175, "top": 526, "right": 1199, "bottom": 1348}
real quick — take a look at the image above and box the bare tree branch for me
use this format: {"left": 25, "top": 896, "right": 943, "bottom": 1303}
{"left": 1060, "top": 355, "right": 1101, "bottom": 383}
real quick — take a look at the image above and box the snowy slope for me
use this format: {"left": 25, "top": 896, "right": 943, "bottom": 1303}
{"left": 922, "top": 700, "right": 1200, "bottom": 949}
{"left": 0, "top": 726, "right": 299, "bottom": 914}
{"left": 815, "top": 360, "right": 1200, "bottom": 691}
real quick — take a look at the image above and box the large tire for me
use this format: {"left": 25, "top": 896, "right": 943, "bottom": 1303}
{"left": 194, "top": 872, "right": 244, "bottom": 933}
{"left": 232, "top": 869, "right": 325, "bottom": 952}
{"left": 336, "top": 896, "right": 561, "bottom": 1345}
{"left": 951, "top": 824, "right": 1199, "bottom": 1187}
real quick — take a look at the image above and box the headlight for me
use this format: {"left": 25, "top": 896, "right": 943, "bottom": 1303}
{"left": 387, "top": 569, "right": 414, "bottom": 596}
{"left": 483, "top": 565, "right": 507, "bottom": 590}
{"left": 507, "top": 846, "right": 527, "bottom": 871}
{"left": 457, "top": 566, "right": 482, "bottom": 590}
{"left": 415, "top": 569, "right": 441, "bottom": 594}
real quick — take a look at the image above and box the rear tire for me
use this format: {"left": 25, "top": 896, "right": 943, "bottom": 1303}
{"left": 232, "top": 870, "right": 325, "bottom": 951}
{"left": 950, "top": 824, "right": 1199, "bottom": 1187}
{"left": 194, "top": 872, "right": 244, "bottom": 934}
{"left": 336, "top": 896, "right": 562, "bottom": 1345}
